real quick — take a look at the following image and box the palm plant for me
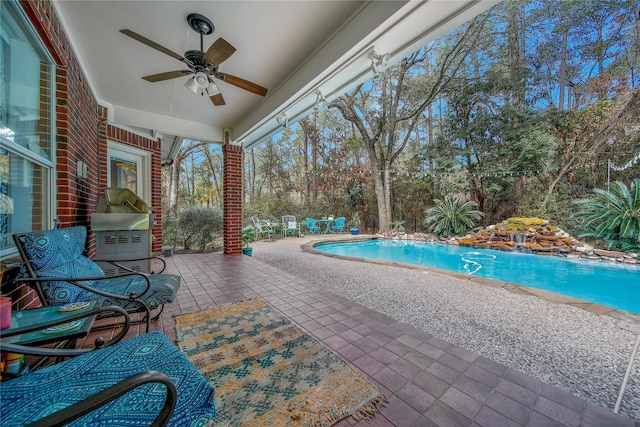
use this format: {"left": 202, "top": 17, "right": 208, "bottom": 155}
{"left": 388, "top": 220, "right": 405, "bottom": 232}
{"left": 572, "top": 179, "right": 640, "bottom": 252}
{"left": 423, "top": 196, "right": 484, "bottom": 238}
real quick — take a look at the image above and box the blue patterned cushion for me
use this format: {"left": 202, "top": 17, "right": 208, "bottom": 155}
{"left": 95, "top": 274, "right": 181, "bottom": 309}
{"left": 0, "top": 332, "right": 215, "bottom": 426}
{"left": 19, "top": 227, "right": 180, "bottom": 307}
{"left": 20, "top": 227, "right": 105, "bottom": 305}
{"left": 21, "top": 226, "right": 89, "bottom": 271}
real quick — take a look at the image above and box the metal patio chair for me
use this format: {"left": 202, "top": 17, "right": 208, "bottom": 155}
{"left": 0, "top": 328, "right": 216, "bottom": 426}
{"left": 331, "top": 217, "right": 346, "bottom": 233}
{"left": 282, "top": 215, "right": 301, "bottom": 237}
{"left": 305, "top": 218, "right": 321, "bottom": 235}
{"left": 12, "top": 226, "right": 181, "bottom": 332}
{"left": 251, "top": 216, "right": 274, "bottom": 240}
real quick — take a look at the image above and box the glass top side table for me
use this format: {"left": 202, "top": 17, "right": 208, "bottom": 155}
{"left": 1, "top": 300, "right": 101, "bottom": 347}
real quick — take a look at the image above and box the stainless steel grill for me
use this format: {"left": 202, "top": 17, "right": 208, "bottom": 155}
{"left": 91, "top": 188, "right": 154, "bottom": 274}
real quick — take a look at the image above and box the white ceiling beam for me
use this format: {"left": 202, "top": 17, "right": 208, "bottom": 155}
{"left": 111, "top": 106, "right": 225, "bottom": 145}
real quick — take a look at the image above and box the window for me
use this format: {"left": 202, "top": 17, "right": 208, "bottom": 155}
{"left": 107, "top": 141, "right": 151, "bottom": 203}
{"left": 0, "top": 1, "right": 54, "bottom": 257}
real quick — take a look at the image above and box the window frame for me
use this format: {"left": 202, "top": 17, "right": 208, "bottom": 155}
{"left": 107, "top": 140, "right": 151, "bottom": 204}
{"left": 0, "top": 0, "right": 56, "bottom": 259}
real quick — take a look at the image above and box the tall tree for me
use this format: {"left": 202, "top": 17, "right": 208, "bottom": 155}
{"left": 202, "top": 145, "right": 222, "bottom": 209}
{"left": 299, "top": 114, "right": 320, "bottom": 207}
{"left": 329, "top": 13, "right": 490, "bottom": 232}
{"left": 164, "top": 140, "right": 208, "bottom": 217}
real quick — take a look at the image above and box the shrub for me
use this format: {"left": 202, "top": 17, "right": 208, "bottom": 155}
{"left": 242, "top": 225, "right": 257, "bottom": 247}
{"left": 162, "top": 215, "right": 179, "bottom": 247}
{"left": 389, "top": 220, "right": 405, "bottom": 232}
{"left": 423, "top": 196, "right": 484, "bottom": 238}
{"left": 177, "top": 207, "right": 223, "bottom": 252}
{"left": 572, "top": 179, "right": 640, "bottom": 252}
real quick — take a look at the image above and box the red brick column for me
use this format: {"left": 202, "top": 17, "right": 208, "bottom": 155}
{"left": 223, "top": 132, "right": 243, "bottom": 255}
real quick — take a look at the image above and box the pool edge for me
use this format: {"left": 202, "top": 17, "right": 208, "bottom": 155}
{"left": 303, "top": 236, "right": 640, "bottom": 328}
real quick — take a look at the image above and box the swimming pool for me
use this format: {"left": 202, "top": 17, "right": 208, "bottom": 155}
{"left": 315, "top": 239, "right": 640, "bottom": 314}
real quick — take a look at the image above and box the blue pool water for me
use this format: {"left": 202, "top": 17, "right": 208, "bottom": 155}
{"left": 315, "top": 239, "right": 640, "bottom": 314}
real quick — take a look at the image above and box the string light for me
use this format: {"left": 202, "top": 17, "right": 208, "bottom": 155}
{"left": 610, "top": 151, "right": 640, "bottom": 171}
{"left": 313, "top": 157, "right": 636, "bottom": 180}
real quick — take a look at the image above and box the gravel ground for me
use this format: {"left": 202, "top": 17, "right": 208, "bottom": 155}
{"left": 252, "top": 235, "right": 640, "bottom": 421}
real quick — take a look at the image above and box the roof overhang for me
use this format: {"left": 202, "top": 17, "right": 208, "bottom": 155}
{"left": 236, "top": 0, "right": 498, "bottom": 149}
{"left": 51, "top": 0, "right": 498, "bottom": 158}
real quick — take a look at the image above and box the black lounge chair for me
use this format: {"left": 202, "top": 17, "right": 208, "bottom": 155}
{"left": 13, "top": 226, "right": 181, "bottom": 332}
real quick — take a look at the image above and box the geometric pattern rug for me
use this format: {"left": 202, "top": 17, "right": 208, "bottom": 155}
{"left": 175, "top": 299, "right": 388, "bottom": 426}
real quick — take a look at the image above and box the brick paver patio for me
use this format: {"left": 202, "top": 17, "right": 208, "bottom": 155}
{"left": 89, "top": 252, "right": 637, "bottom": 426}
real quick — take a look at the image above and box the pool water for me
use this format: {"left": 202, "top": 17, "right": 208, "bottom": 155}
{"left": 315, "top": 239, "right": 640, "bottom": 314}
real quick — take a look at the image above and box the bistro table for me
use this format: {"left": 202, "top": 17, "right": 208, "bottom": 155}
{"left": 261, "top": 220, "right": 281, "bottom": 236}
{"left": 316, "top": 218, "right": 335, "bottom": 234}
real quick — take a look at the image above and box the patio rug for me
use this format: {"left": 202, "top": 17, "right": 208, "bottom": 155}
{"left": 174, "top": 299, "right": 388, "bottom": 427}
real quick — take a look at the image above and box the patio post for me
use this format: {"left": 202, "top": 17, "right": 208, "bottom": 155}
{"left": 223, "top": 131, "right": 243, "bottom": 255}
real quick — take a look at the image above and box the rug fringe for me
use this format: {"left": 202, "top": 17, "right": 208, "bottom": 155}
{"left": 351, "top": 393, "right": 390, "bottom": 421}
{"left": 310, "top": 393, "right": 389, "bottom": 427}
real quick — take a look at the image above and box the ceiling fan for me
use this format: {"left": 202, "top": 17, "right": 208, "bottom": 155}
{"left": 120, "top": 13, "right": 267, "bottom": 106}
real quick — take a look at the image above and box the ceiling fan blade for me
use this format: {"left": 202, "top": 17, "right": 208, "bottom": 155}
{"left": 142, "top": 70, "right": 193, "bottom": 82}
{"left": 120, "top": 29, "right": 191, "bottom": 65}
{"left": 204, "top": 38, "right": 236, "bottom": 66}
{"left": 215, "top": 72, "right": 267, "bottom": 97}
{"left": 210, "top": 93, "right": 225, "bottom": 106}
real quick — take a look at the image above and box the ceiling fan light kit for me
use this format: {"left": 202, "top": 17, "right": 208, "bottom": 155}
{"left": 194, "top": 72, "right": 209, "bottom": 88}
{"left": 184, "top": 76, "right": 199, "bottom": 94}
{"left": 120, "top": 13, "right": 267, "bottom": 107}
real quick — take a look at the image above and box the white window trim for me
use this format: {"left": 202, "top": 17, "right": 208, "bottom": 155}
{"left": 106, "top": 141, "right": 151, "bottom": 204}
{"left": 0, "top": 0, "right": 56, "bottom": 259}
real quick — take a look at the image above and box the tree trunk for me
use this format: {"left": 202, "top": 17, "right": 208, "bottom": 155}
{"left": 508, "top": 5, "right": 525, "bottom": 111}
{"left": 166, "top": 158, "right": 180, "bottom": 217}
{"left": 558, "top": 20, "right": 568, "bottom": 110}
{"left": 383, "top": 167, "right": 392, "bottom": 227}
{"left": 373, "top": 169, "right": 387, "bottom": 232}
{"left": 303, "top": 126, "right": 310, "bottom": 208}
{"left": 203, "top": 148, "right": 221, "bottom": 209}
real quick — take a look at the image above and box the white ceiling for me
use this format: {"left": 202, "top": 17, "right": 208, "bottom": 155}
{"left": 53, "top": 0, "right": 497, "bottom": 159}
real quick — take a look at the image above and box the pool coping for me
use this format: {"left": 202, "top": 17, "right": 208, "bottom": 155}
{"left": 302, "top": 235, "right": 640, "bottom": 330}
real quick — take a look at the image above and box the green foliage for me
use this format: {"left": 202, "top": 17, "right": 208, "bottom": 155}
{"left": 164, "top": 0, "right": 639, "bottom": 244}
{"left": 517, "top": 188, "right": 574, "bottom": 233}
{"left": 388, "top": 220, "right": 405, "bottom": 232}
{"left": 572, "top": 180, "right": 640, "bottom": 252}
{"left": 423, "top": 196, "right": 485, "bottom": 237}
{"left": 242, "top": 226, "right": 257, "bottom": 248}
{"left": 162, "top": 215, "right": 179, "bottom": 247}
{"left": 350, "top": 212, "right": 361, "bottom": 227}
{"left": 177, "top": 207, "right": 223, "bottom": 252}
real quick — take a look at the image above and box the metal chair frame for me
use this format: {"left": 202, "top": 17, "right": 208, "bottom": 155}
{"left": 12, "top": 227, "right": 180, "bottom": 332}
{"left": 282, "top": 215, "right": 301, "bottom": 237}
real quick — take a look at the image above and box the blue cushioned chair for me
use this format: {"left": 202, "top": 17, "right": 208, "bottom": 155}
{"left": 0, "top": 331, "right": 215, "bottom": 426}
{"left": 281, "top": 215, "right": 300, "bottom": 238}
{"left": 13, "top": 226, "right": 181, "bottom": 332}
{"left": 306, "top": 218, "right": 321, "bottom": 235}
{"left": 331, "top": 217, "right": 346, "bottom": 233}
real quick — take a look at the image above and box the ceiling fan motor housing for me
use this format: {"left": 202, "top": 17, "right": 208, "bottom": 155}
{"left": 187, "top": 13, "right": 214, "bottom": 35}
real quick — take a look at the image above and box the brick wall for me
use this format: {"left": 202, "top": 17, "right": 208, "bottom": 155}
{"left": 223, "top": 135, "right": 243, "bottom": 255}
{"left": 105, "top": 126, "right": 163, "bottom": 253}
{"left": 20, "top": 0, "right": 162, "bottom": 255}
